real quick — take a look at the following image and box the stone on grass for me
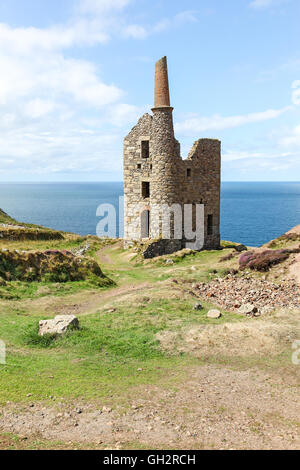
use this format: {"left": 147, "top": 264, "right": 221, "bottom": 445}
{"left": 238, "top": 303, "right": 258, "bottom": 315}
{"left": 165, "top": 259, "right": 174, "bottom": 265}
{"left": 194, "top": 302, "right": 203, "bottom": 311}
{"left": 207, "top": 309, "right": 222, "bottom": 319}
{"left": 39, "top": 315, "right": 79, "bottom": 336}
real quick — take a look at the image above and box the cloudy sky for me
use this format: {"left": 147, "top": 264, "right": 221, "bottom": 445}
{"left": 0, "top": 0, "right": 299, "bottom": 182}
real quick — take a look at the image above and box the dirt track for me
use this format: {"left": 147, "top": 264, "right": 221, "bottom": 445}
{"left": 1, "top": 364, "right": 299, "bottom": 450}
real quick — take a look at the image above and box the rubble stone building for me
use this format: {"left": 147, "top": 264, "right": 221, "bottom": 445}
{"left": 123, "top": 56, "right": 221, "bottom": 256}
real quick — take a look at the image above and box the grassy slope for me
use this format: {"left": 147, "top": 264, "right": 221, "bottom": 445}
{"left": 0, "top": 233, "right": 297, "bottom": 404}
{"left": 0, "top": 208, "right": 53, "bottom": 231}
{"left": 0, "top": 223, "right": 299, "bottom": 451}
{"left": 0, "top": 209, "right": 19, "bottom": 225}
{"left": 0, "top": 232, "right": 244, "bottom": 404}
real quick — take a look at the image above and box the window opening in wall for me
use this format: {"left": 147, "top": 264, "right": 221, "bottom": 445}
{"left": 141, "top": 210, "right": 150, "bottom": 238}
{"left": 207, "top": 214, "right": 213, "bottom": 236}
{"left": 141, "top": 140, "right": 150, "bottom": 159}
{"left": 137, "top": 164, "right": 141, "bottom": 169}
{"left": 187, "top": 168, "right": 191, "bottom": 178}
{"left": 142, "top": 181, "right": 150, "bottom": 199}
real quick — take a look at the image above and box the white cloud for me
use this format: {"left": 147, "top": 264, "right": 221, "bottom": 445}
{"left": 0, "top": 50, "right": 123, "bottom": 108}
{"left": 106, "top": 103, "right": 146, "bottom": 127}
{"left": 0, "top": 21, "right": 109, "bottom": 55}
{"left": 279, "top": 123, "right": 300, "bottom": 147}
{"left": 175, "top": 107, "right": 290, "bottom": 134}
{"left": 223, "top": 149, "right": 296, "bottom": 161}
{"left": 292, "top": 80, "right": 300, "bottom": 105}
{"left": 24, "top": 99, "right": 56, "bottom": 119}
{"left": 0, "top": 0, "right": 148, "bottom": 178}
{"left": 153, "top": 10, "right": 198, "bottom": 34}
{"left": 123, "top": 24, "right": 148, "bottom": 39}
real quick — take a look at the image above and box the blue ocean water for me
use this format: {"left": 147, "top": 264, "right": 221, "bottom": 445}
{"left": 0, "top": 182, "right": 299, "bottom": 247}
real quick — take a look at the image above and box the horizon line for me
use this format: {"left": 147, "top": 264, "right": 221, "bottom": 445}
{"left": 0, "top": 181, "right": 299, "bottom": 184}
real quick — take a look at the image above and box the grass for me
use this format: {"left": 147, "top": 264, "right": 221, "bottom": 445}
{"left": 0, "top": 234, "right": 111, "bottom": 257}
{"left": 0, "top": 235, "right": 114, "bottom": 295}
{"left": 0, "top": 278, "right": 113, "bottom": 300}
{"left": 0, "top": 294, "right": 243, "bottom": 404}
{"left": 0, "top": 226, "right": 297, "bottom": 413}
{"left": 268, "top": 233, "right": 300, "bottom": 249}
{"left": 0, "top": 210, "right": 19, "bottom": 225}
{"left": 102, "top": 244, "right": 233, "bottom": 287}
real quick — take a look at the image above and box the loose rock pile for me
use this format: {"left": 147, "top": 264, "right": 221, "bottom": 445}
{"left": 191, "top": 276, "right": 300, "bottom": 313}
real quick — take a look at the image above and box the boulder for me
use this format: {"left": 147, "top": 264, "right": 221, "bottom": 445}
{"left": 165, "top": 259, "right": 174, "bottom": 265}
{"left": 39, "top": 315, "right": 79, "bottom": 336}
{"left": 194, "top": 302, "right": 203, "bottom": 311}
{"left": 207, "top": 309, "right": 222, "bottom": 319}
{"left": 235, "top": 244, "right": 248, "bottom": 253}
{"left": 238, "top": 303, "right": 258, "bottom": 315}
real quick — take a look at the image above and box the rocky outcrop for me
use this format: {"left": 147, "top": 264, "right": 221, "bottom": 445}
{"left": 0, "top": 249, "right": 110, "bottom": 283}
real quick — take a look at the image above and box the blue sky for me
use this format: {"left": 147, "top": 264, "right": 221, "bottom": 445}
{"left": 0, "top": 0, "right": 299, "bottom": 182}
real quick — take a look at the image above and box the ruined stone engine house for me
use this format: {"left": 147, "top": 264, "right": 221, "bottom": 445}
{"left": 123, "top": 56, "right": 221, "bottom": 256}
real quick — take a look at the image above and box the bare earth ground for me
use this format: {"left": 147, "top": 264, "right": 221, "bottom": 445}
{"left": 0, "top": 230, "right": 300, "bottom": 450}
{"left": 1, "top": 364, "right": 300, "bottom": 450}
{"left": 289, "top": 253, "right": 300, "bottom": 285}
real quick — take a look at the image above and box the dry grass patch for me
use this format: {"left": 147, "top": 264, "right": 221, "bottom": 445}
{"left": 156, "top": 311, "right": 300, "bottom": 359}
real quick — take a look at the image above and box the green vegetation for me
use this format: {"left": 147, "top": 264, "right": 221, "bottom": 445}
{"left": 0, "top": 295, "right": 240, "bottom": 404}
{"left": 0, "top": 212, "right": 297, "bottom": 412}
{"left": 0, "top": 227, "right": 64, "bottom": 241}
{"left": 0, "top": 209, "right": 19, "bottom": 225}
{"left": 268, "top": 232, "right": 300, "bottom": 249}
{"left": 0, "top": 278, "right": 112, "bottom": 300}
{"left": 0, "top": 249, "right": 113, "bottom": 285}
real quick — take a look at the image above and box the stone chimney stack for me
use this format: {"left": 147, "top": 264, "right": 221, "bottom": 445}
{"left": 154, "top": 56, "right": 171, "bottom": 108}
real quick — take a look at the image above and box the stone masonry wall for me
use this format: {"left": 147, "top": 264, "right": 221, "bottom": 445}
{"left": 123, "top": 56, "right": 221, "bottom": 256}
{"left": 123, "top": 114, "right": 221, "bottom": 253}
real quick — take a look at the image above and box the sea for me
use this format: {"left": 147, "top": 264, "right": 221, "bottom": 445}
{"left": 0, "top": 182, "right": 299, "bottom": 247}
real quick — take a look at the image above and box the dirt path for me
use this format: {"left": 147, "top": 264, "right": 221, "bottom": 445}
{"left": 97, "top": 241, "right": 122, "bottom": 266}
{"left": 1, "top": 364, "right": 299, "bottom": 450}
{"left": 16, "top": 281, "right": 156, "bottom": 317}
{"left": 289, "top": 253, "right": 300, "bottom": 285}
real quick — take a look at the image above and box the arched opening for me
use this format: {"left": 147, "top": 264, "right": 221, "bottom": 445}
{"left": 141, "top": 210, "right": 150, "bottom": 238}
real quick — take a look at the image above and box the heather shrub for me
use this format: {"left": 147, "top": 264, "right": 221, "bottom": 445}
{"left": 239, "top": 248, "right": 299, "bottom": 272}
{"left": 239, "top": 251, "right": 255, "bottom": 267}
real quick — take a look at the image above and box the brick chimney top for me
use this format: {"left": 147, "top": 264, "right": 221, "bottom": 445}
{"left": 154, "top": 56, "right": 171, "bottom": 108}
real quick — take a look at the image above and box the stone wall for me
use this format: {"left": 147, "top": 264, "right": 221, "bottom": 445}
{"left": 123, "top": 117, "right": 221, "bottom": 254}
{"left": 123, "top": 56, "right": 221, "bottom": 257}
{"left": 142, "top": 239, "right": 183, "bottom": 259}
